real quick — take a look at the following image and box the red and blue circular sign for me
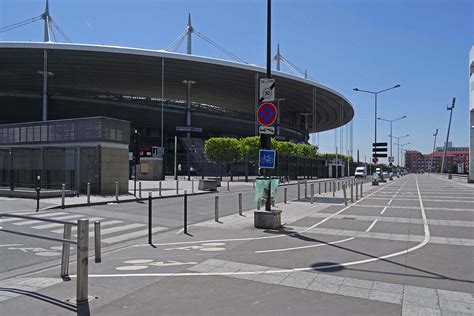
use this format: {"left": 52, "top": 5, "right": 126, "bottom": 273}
{"left": 257, "top": 103, "right": 277, "bottom": 126}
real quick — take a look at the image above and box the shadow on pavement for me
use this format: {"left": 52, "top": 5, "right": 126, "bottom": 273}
{"left": 0, "top": 287, "right": 77, "bottom": 313}
{"left": 263, "top": 228, "right": 474, "bottom": 284}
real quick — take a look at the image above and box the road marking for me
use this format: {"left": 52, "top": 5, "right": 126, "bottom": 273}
{"left": 12, "top": 214, "right": 80, "bottom": 226}
{"left": 380, "top": 207, "right": 388, "bottom": 214}
{"left": 365, "top": 219, "right": 378, "bottom": 232}
{"left": 101, "top": 226, "right": 166, "bottom": 244}
{"left": 96, "top": 223, "right": 145, "bottom": 235}
{"left": 0, "top": 244, "right": 23, "bottom": 247}
{"left": 0, "top": 212, "right": 67, "bottom": 223}
{"left": 50, "top": 219, "right": 124, "bottom": 234}
{"left": 254, "top": 237, "right": 355, "bottom": 254}
{"left": 31, "top": 217, "right": 102, "bottom": 230}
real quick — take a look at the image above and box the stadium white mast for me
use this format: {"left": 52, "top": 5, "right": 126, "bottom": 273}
{"left": 42, "top": 0, "right": 52, "bottom": 42}
{"left": 274, "top": 44, "right": 282, "bottom": 71}
{"left": 186, "top": 13, "right": 193, "bottom": 54}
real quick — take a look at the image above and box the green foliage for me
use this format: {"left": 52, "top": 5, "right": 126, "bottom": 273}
{"left": 204, "top": 137, "right": 242, "bottom": 166}
{"left": 322, "top": 153, "right": 354, "bottom": 163}
{"left": 239, "top": 136, "right": 260, "bottom": 165}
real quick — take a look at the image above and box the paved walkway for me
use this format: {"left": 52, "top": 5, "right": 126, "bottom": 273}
{"left": 1, "top": 174, "right": 472, "bottom": 315}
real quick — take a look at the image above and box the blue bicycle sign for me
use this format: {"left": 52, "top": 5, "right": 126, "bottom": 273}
{"left": 259, "top": 150, "right": 276, "bottom": 169}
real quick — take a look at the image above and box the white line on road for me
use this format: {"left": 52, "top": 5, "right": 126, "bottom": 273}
{"left": 254, "top": 237, "right": 355, "bottom": 254}
{"left": 365, "top": 219, "right": 378, "bottom": 232}
{"left": 380, "top": 206, "right": 388, "bottom": 215}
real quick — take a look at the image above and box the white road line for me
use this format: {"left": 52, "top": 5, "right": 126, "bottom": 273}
{"left": 102, "top": 226, "right": 166, "bottom": 244}
{"left": 380, "top": 206, "right": 387, "bottom": 215}
{"left": 254, "top": 237, "right": 355, "bottom": 254}
{"left": 14, "top": 214, "right": 83, "bottom": 226}
{"left": 50, "top": 220, "right": 124, "bottom": 234}
{"left": 387, "top": 199, "right": 393, "bottom": 205}
{"left": 0, "top": 212, "right": 67, "bottom": 223}
{"left": 365, "top": 219, "right": 378, "bottom": 232}
{"left": 31, "top": 217, "right": 103, "bottom": 230}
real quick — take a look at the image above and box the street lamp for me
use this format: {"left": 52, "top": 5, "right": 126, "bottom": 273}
{"left": 391, "top": 134, "right": 409, "bottom": 170}
{"left": 430, "top": 129, "right": 438, "bottom": 173}
{"left": 377, "top": 115, "right": 406, "bottom": 165}
{"left": 395, "top": 142, "right": 410, "bottom": 169}
{"left": 353, "top": 84, "right": 400, "bottom": 180}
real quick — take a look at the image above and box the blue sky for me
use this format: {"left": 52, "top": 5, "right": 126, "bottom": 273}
{"left": 1, "top": 0, "right": 473, "bottom": 163}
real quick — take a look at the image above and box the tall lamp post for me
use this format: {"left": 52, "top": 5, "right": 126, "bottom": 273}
{"left": 353, "top": 84, "right": 400, "bottom": 179}
{"left": 377, "top": 115, "right": 406, "bottom": 168}
{"left": 398, "top": 142, "right": 410, "bottom": 169}
{"left": 391, "top": 134, "right": 409, "bottom": 171}
{"left": 441, "top": 98, "right": 456, "bottom": 173}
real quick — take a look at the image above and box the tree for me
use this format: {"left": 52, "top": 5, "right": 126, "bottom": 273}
{"left": 204, "top": 137, "right": 241, "bottom": 179}
{"left": 239, "top": 136, "right": 260, "bottom": 165}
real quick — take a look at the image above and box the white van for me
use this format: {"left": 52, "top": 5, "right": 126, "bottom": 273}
{"left": 355, "top": 166, "right": 367, "bottom": 178}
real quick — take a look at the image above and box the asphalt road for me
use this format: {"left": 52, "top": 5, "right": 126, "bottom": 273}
{"left": 2, "top": 174, "right": 472, "bottom": 315}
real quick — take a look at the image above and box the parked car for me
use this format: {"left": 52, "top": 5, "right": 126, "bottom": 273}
{"left": 354, "top": 166, "right": 367, "bottom": 178}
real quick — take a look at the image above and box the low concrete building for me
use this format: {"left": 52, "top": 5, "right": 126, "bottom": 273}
{"left": 0, "top": 117, "right": 130, "bottom": 194}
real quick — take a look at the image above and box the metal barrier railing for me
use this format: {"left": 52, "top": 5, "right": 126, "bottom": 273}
{"left": 0, "top": 214, "right": 101, "bottom": 304}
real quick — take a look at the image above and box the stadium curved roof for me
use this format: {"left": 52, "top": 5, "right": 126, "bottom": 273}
{"left": 0, "top": 42, "right": 354, "bottom": 133}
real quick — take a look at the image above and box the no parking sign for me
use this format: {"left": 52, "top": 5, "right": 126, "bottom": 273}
{"left": 257, "top": 103, "right": 277, "bottom": 126}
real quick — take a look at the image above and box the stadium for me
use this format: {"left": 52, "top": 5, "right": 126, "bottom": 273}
{"left": 0, "top": 4, "right": 355, "bottom": 189}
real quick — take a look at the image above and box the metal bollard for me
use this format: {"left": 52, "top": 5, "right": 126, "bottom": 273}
{"left": 310, "top": 183, "right": 314, "bottom": 204}
{"left": 148, "top": 192, "right": 152, "bottom": 245}
{"left": 318, "top": 182, "right": 321, "bottom": 195}
{"left": 61, "top": 183, "right": 65, "bottom": 209}
{"left": 257, "top": 200, "right": 260, "bottom": 210}
{"left": 284, "top": 187, "right": 288, "bottom": 204}
{"left": 304, "top": 180, "right": 308, "bottom": 199}
{"left": 191, "top": 179, "right": 194, "bottom": 193}
{"left": 338, "top": 181, "right": 340, "bottom": 191}
{"left": 342, "top": 184, "right": 348, "bottom": 206}
{"left": 94, "top": 221, "right": 101, "bottom": 263}
{"left": 238, "top": 193, "right": 243, "bottom": 216}
{"left": 86, "top": 182, "right": 91, "bottom": 205}
{"left": 360, "top": 181, "right": 363, "bottom": 197}
{"left": 184, "top": 190, "right": 188, "bottom": 234}
{"left": 356, "top": 180, "right": 359, "bottom": 200}
{"left": 115, "top": 181, "right": 119, "bottom": 201}
{"left": 297, "top": 181, "right": 301, "bottom": 200}
{"left": 325, "top": 181, "right": 327, "bottom": 193}
{"left": 176, "top": 180, "right": 179, "bottom": 195}
{"left": 215, "top": 195, "right": 219, "bottom": 222}
{"left": 350, "top": 182, "right": 354, "bottom": 203}
{"left": 76, "top": 219, "right": 89, "bottom": 304}
{"left": 60, "top": 223, "right": 71, "bottom": 277}
{"left": 139, "top": 182, "right": 142, "bottom": 198}
{"left": 159, "top": 181, "right": 162, "bottom": 196}
{"left": 333, "top": 181, "right": 336, "bottom": 197}
{"left": 227, "top": 181, "right": 230, "bottom": 191}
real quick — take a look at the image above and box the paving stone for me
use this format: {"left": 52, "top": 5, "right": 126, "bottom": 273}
{"left": 342, "top": 277, "right": 373, "bottom": 289}
{"left": 253, "top": 273, "right": 287, "bottom": 285}
{"left": 437, "top": 289, "right": 474, "bottom": 304}
{"left": 402, "top": 305, "right": 441, "bottom": 316}
{"left": 286, "top": 271, "right": 318, "bottom": 282}
{"left": 307, "top": 281, "right": 339, "bottom": 294}
{"left": 279, "top": 277, "right": 313, "bottom": 289}
{"left": 187, "top": 264, "right": 216, "bottom": 273}
{"left": 204, "top": 259, "right": 228, "bottom": 267}
{"left": 369, "top": 289, "right": 403, "bottom": 304}
{"left": 337, "top": 285, "right": 371, "bottom": 299}
{"left": 209, "top": 266, "right": 238, "bottom": 274}
{"left": 314, "top": 274, "right": 345, "bottom": 285}
{"left": 439, "top": 299, "right": 474, "bottom": 314}
{"left": 372, "top": 281, "right": 404, "bottom": 294}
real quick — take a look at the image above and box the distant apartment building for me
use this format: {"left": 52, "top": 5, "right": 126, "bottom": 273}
{"left": 405, "top": 143, "right": 469, "bottom": 174}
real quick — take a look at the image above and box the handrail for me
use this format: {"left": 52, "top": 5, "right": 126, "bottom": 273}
{"left": 0, "top": 227, "right": 76, "bottom": 244}
{"left": 0, "top": 213, "right": 79, "bottom": 226}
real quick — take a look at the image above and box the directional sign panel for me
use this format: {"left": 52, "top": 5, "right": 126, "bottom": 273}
{"left": 257, "top": 103, "right": 277, "bottom": 126}
{"left": 259, "top": 125, "right": 275, "bottom": 135}
{"left": 259, "top": 78, "right": 275, "bottom": 103}
{"left": 259, "top": 149, "right": 276, "bottom": 169}
{"left": 373, "top": 142, "right": 388, "bottom": 147}
{"left": 373, "top": 153, "right": 388, "bottom": 158}
{"left": 373, "top": 147, "right": 388, "bottom": 152}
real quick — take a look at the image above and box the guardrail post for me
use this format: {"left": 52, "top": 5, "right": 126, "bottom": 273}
{"left": 94, "top": 221, "right": 101, "bottom": 263}
{"left": 238, "top": 193, "right": 243, "bottom": 215}
{"left": 61, "top": 184, "right": 66, "bottom": 209}
{"left": 310, "top": 183, "right": 314, "bottom": 204}
{"left": 139, "top": 182, "right": 142, "bottom": 198}
{"left": 284, "top": 187, "right": 287, "bottom": 204}
{"left": 115, "top": 181, "right": 119, "bottom": 201}
{"left": 342, "top": 184, "right": 348, "bottom": 206}
{"left": 215, "top": 195, "right": 219, "bottom": 222}
{"left": 297, "top": 181, "right": 301, "bottom": 200}
{"left": 87, "top": 182, "right": 91, "bottom": 205}
{"left": 176, "top": 180, "right": 179, "bottom": 195}
{"left": 76, "top": 219, "right": 89, "bottom": 304}
{"left": 60, "top": 223, "right": 71, "bottom": 277}
{"left": 159, "top": 181, "right": 162, "bottom": 196}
